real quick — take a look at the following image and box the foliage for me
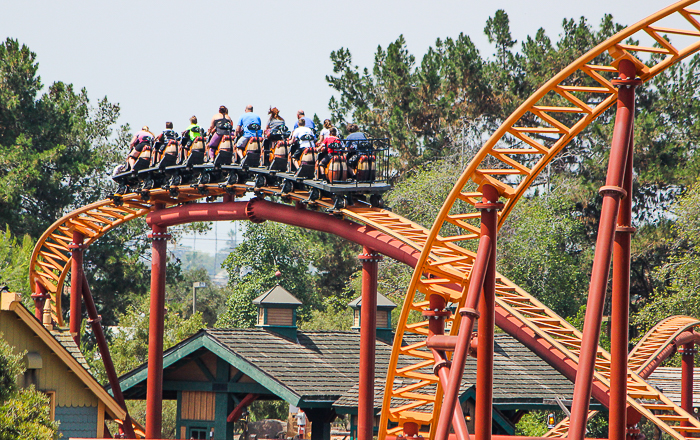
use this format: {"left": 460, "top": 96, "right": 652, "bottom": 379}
{"left": 166, "top": 267, "right": 228, "bottom": 327}
{"left": 0, "top": 38, "right": 123, "bottom": 239}
{"left": 498, "top": 179, "right": 592, "bottom": 319}
{"left": 0, "top": 226, "right": 33, "bottom": 301}
{"left": 249, "top": 400, "right": 288, "bottom": 422}
{"left": 635, "top": 178, "right": 700, "bottom": 331}
{"left": 218, "top": 221, "right": 322, "bottom": 328}
{"left": 0, "top": 336, "right": 59, "bottom": 439}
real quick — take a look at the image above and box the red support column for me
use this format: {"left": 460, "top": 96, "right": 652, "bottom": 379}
{"left": 475, "top": 184, "right": 500, "bottom": 440}
{"left": 569, "top": 59, "right": 640, "bottom": 440}
{"left": 31, "top": 281, "right": 48, "bottom": 322}
{"left": 69, "top": 231, "right": 85, "bottom": 347}
{"left": 358, "top": 247, "right": 381, "bottom": 440}
{"left": 146, "top": 208, "right": 170, "bottom": 440}
{"left": 681, "top": 343, "right": 695, "bottom": 430}
{"left": 610, "top": 119, "right": 635, "bottom": 440}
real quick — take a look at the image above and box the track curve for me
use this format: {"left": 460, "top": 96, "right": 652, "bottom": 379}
{"left": 380, "top": 1, "right": 700, "bottom": 439}
{"left": 544, "top": 316, "right": 700, "bottom": 437}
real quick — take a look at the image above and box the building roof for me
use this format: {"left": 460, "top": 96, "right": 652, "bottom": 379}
{"left": 347, "top": 293, "right": 397, "bottom": 309}
{"left": 647, "top": 367, "right": 700, "bottom": 406}
{"left": 253, "top": 285, "right": 303, "bottom": 306}
{"left": 118, "top": 327, "right": 580, "bottom": 412}
{"left": 50, "top": 327, "right": 90, "bottom": 370}
{"left": 333, "top": 333, "right": 578, "bottom": 411}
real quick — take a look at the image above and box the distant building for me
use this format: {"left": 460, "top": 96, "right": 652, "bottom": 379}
{"left": 0, "top": 290, "right": 137, "bottom": 439}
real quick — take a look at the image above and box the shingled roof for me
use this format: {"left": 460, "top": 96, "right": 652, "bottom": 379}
{"left": 334, "top": 333, "right": 578, "bottom": 411}
{"left": 118, "top": 327, "right": 580, "bottom": 412}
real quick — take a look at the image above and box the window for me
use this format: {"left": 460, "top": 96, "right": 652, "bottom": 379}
{"left": 189, "top": 427, "right": 208, "bottom": 439}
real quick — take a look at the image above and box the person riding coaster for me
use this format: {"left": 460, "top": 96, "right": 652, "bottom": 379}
{"left": 208, "top": 106, "right": 235, "bottom": 163}
{"left": 126, "top": 126, "right": 155, "bottom": 171}
{"left": 237, "top": 122, "right": 263, "bottom": 167}
{"left": 179, "top": 116, "right": 206, "bottom": 165}
{"left": 266, "top": 125, "right": 291, "bottom": 172}
{"left": 289, "top": 118, "right": 316, "bottom": 177}
{"left": 153, "top": 122, "right": 180, "bottom": 166}
{"left": 344, "top": 123, "right": 375, "bottom": 181}
{"left": 316, "top": 128, "right": 347, "bottom": 183}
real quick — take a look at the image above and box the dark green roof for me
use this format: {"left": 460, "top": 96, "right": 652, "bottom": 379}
{"left": 347, "top": 293, "right": 397, "bottom": 309}
{"left": 253, "top": 285, "right": 302, "bottom": 306}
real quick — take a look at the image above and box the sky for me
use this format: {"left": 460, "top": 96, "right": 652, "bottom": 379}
{"left": 1, "top": 0, "right": 673, "bottom": 134}
{"left": 0, "top": 0, "right": 679, "bottom": 256}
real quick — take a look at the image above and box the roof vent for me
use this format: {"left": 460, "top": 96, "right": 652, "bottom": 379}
{"left": 252, "top": 285, "right": 302, "bottom": 340}
{"left": 348, "top": 292, "right": 397, "bottom": 342}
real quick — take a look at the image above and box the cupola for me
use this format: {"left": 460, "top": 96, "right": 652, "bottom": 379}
{"left": 348, "top": 292, "right": 397, "bottom": 341}
{"left": 253, "top": 285, "right": 302, "bottom": 340}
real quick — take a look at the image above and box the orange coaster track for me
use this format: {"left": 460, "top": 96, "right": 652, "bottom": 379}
{"left": 27, "top": 2, "right": 700, "bottom": 439}
{"left": 379, "top": 1, "right": 700, "bottom": 439}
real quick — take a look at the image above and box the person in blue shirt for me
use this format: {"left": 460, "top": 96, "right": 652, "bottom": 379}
{"left": 292, "top": 110, "right": 315, "bottom": 131}
{"left": 235, "top": 105, "right": 262, "bottom": 161}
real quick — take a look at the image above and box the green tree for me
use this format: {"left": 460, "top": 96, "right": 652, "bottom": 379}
{"left": 218, "top": 222, "right": 317, "bottom": 328}
{"left": 0, "top": 335, "right": 59, "bottom": 439}
{"left": 0, "top": 38, "right": 123, "bottom": 239}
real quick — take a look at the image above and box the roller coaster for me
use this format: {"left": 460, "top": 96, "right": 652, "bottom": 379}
{"left": 24, "top": 1, "right": 700, "bottom": 439}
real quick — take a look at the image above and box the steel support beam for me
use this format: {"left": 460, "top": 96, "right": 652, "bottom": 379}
{"left": 681, "top": 342, "right": 695, "bottom": 432}
{"left": 475, "top": 185, "right": 500, "bottom": 440}
{"left": 146, "top": 206, "right": 170, "bottom": 439}
{"left": 227, "top": 393, "right": 259, "bottom": 422}
{"left": 569, "top": 59, "right": 639, "bottom": 440}
{"left": 358, "top": 247, "right": 381, "bottom": 440}
{"left": 69, "top": 231, "right": 85, "bottom": 347}
{"left": 428, "top": 294, "right": 470, "bottom": 440}
{"left": 80, "top": 273, "right": 136, "bottom": 439}
{"left": 31, "top": 281, "right": 48, "bottom": 321}
{"left": 610, "top": 112, "right": 636, "bottom": 440}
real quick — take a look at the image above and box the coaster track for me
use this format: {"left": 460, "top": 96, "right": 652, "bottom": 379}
{"left": 379, "top": 1, "right": 700, "bottom": 439}
{"left": 27, "top": 2, "right": 700, "bottom": 439}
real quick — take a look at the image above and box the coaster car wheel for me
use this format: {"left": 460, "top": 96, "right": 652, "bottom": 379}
{"left": 170, "top": 175, "right": 182, "bottom": 187}
{"left": 169, "top": 188, "right": 180, "bottom": 198}
{"left": 309, "top": 187, "right": 320, "bottom": 202}
{"left": 369, "top": 194, "right": 383, "bottom": 208}
{"left": 255, "top": 174, "right": 267, "bottom": 188}
{"left": 116, "top": 184, "right": 127, "bottom": 195}
{"left": 142, "top": 177, "right": 154, "bottom": 190}
{"left": 332, "top": 195, "right": 346, "bottom": 210}
{"left": 281, "top": 180, "right": 293, "bottom": 194}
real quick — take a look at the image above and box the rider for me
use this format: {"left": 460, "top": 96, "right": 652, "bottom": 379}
{"left": 344, "top": 123, "right": 369, "bottom": 170}
{"left": 181, "top": 116, "right": 204, "bottom": 152}
{"left": 154, "top": 122, "right": 180, "bottom": 162}
{"left": 207, "top": 105, "right": 234, "bottom": 161}
{"left": 127, "top": 126, "right": 155, "bottom": 169}
{"left": 317, "top": 127, "right": 342, "bottom": 180}
{"left": 290, "top": 118, "right": 316, "bottom": 168}
{"left": 293, "top": 110, "right": 315, "bottom": 131}
{"left": 235, "top": 105, "right": 262, "bottom": 162}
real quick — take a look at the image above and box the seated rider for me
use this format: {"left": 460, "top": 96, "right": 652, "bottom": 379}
{"left": 235, "top": 104, "right": 262, "bottom": 162}
{"left": 180, "top": 115, "right": 205, "bottom": 160}
{"left": 127, "top": 126, "right": 155, "bottom": 169}
{"left": 317, "top": 127, "right": 341, "bottom": 179}
{"left": 207, "top": 105, "right": 234, "bottom": 161}
{"left": 344, "top": 123, "right": 369, "bottom": 170}
{"left": 154, "top": 121, "right": 180, "bottom": 162}
{"left": 290, "top": 118, "right": 316, "bottom": 168}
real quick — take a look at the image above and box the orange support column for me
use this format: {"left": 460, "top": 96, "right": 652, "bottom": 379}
{"left": 146, "top": 207, "right": 170, "bottom": 439}
{"left": 569, "top": 59, "right": 640, "bottom": 440}
{"left": 358, "top": 247, "right": 381, "bottom": 440}
{"left": 69, "top": 231, "right": 85, "bottom": 347}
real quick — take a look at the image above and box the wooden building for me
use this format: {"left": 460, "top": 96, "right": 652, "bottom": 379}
{"left": 0, "top": 290, "right": 136, "bottom": 439}
{"left": 116, "top": 288, "right": 597, "bottom": 439}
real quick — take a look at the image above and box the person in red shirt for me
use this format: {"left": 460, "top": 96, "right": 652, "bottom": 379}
{"left": 317, "top": 127, "right": 343, "bottom": 180}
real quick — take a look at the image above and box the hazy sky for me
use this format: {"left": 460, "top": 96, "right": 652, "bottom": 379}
{"left": 1, "top": 0, "right": 673, "bottom": 136}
